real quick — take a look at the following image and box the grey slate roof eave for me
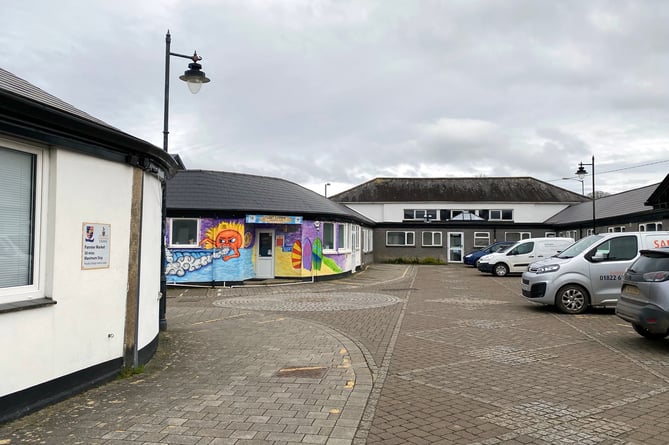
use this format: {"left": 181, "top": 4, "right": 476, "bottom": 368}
{"left": 330, "top": 176, "right": 588, "bottom": 204}
{"left": 0, "top": 68, "right": 178, "bottom": 177}
{"left": 545, "top": 183, "right": 661, "bottom": 225}
{"left": 166, "top": 169, "right": 375, "bottom": 226}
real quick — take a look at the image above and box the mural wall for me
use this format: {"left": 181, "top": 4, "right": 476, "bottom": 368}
{"left": 165, "top": 218, "right": 347, "bottom": 284}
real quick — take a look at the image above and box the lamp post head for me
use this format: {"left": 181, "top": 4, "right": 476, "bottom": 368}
{"left": 575, "top": 162, "right": 588, "bottom": 179}
{"left": 179, "top": 52, "right": 211, "bottom": 94}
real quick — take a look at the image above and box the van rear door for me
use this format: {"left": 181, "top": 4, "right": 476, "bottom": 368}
{"left": 586, "top": 235, "right": 638, "bottom": 306}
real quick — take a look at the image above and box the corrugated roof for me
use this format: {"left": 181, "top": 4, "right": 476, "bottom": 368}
{"left": 166, "top": 169, "right": 373, "bottom": 223}
{"left": 545, "top": 183, "right": 659, "bottom": 224}
{"left": 330, "top": 177, "right": 588, "bottom": 203}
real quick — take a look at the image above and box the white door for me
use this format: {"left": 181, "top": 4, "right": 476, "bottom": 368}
{"left": 448, "top": 232, "right": 464, "bottom": 263}
{"left": 256, "top": 230, "right": 275, "bottom": 279}
{"left": 352, "top": 226, "right": 362, "bottom": 270}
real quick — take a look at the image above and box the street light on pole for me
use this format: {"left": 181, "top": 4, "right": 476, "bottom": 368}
{"left": 561, "top": 177, "right": 585, "bottom": 195}
{"left": 159, "top": 30, "right": 211, "bottom": 331}
{"left": 575, "top": 155, "right": 596, "bottom": 235}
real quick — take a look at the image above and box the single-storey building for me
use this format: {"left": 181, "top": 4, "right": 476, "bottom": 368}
{"left": 547, "top": 182, "right": 667, "bottom": 237}
{"left": 165, "top": 169, "right": 375, "bottom": 285}
{"left": 0, "top": 68, "right": 177, "bottom": 422}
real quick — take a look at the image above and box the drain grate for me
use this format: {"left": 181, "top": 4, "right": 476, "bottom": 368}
{"left": 275, "top": 366, "right": 328, "bottom": 379}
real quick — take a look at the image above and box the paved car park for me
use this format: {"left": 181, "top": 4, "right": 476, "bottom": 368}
{"left": 3, "top": 264, "right": 669, "bottom": 444}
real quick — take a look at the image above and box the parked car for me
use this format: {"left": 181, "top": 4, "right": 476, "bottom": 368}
{"left": 616, "top": 248, "right": 669, "bottom": 339}
{"left": 463, "top": 241, "right": 515, "bottom": 266}
{"left": 478, "top": 237, "right": 574, "bottom": 277}
{"left": 521, "top": 232, "right": 669, "bottom": 314}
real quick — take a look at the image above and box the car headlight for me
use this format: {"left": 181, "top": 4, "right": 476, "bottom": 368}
{"left": 534, "top": 264, "right": 560, "bottom": 274}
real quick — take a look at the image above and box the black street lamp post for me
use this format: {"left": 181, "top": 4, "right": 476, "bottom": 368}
{"left": 159, "top": 31, "right": 211, "bottom": 331}
{"left": 575, "top": 155, "right": 596, "bottom": 235}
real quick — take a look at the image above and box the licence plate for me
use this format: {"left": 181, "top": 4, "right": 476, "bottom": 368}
{"left": 622, "top": 284, "right": 640, "bottom": 296}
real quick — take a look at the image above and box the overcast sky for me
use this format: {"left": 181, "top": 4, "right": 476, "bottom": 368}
{"left": 3, "top": 0, "right": 669, "bottom": 197}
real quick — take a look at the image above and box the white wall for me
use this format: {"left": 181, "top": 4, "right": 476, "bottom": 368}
{"left": 1, "top": 147, "right": 161, "bottom": 397}
{"left": 345, "top": 202, "right": 571, "bottom": 223}
{"left": 138, "top": 174, "right": 162, "bottom": 348}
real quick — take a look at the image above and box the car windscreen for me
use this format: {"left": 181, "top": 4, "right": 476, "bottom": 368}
{"left": 555, "top": 235, "right": 604, "bottom": 259}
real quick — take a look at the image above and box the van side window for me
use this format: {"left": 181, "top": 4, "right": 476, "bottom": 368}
{"left": 607, "top": 236, "right": 638, "bottom": 261}
{"left": 588, "top": 236, "right": 638, "bottom": 262}
{"left": 515, "top": 242, "right": 534, "bottom": 255}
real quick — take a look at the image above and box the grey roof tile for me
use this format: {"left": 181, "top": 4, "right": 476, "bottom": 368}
{"left": 545, "top": 183, "right": 660, "bottom": 224}
{"left": 166, "top": 169, "right": 372, "bottom": 223}
{"left": 330, "top": 177, "right": 587, "bottom": 203}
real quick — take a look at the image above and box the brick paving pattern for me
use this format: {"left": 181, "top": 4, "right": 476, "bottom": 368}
{"left": 3, "top": 264, "right": 669, "bottom": 444}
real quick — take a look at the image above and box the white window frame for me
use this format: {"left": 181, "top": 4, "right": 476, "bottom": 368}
{"left": 545, "top": 232, "right": 556, "bottom": 237}
{"left": 363, "top": 228, "right": 373, "bottom": 253}
{"left": 586, "top": 228, "right": 594, "bottom": 236}
{"left": 608, "top": 226, "right": 626, "bottom": 233}
{"left": 352, "top": 225, "right": 360, "bottom": 250}
{"left": 386, "top": 231, "right": 415, "bottom": 247}
{"left": 639, "top": 222, "right": 662, "bottom": 232}
{"left": 505, "top": 232, "right": 531, "bottom": 242}
{"left": 474, "top": 232, "right": 491, "bottom": 247}
{"left": 404, "top": 209, "right": 437, "bottom": 221}
{"left": 323, "top": 222, "right": 335, "bottom": 251}
{"left": 168, "top": 218, "right": 200, "bottom": 247}
{"left": 337, "top": 223, "right": 351, "bottom": 252}
{"left": 421, "top": 231, "right": 443, "bottom": 247}
{"left": 489, "top": 209, "right": 514, "bottom": 221}
{"left": 0, "top": 140, "right": 47, "bottom": 303}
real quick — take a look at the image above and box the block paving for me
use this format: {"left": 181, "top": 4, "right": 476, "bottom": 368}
{"left": 3, "top": 264, "right": 669, "bottom": 443}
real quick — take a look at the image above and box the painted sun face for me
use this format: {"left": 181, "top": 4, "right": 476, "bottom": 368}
{"left": 216, "top": 230, "right": 241, "bottom": 249}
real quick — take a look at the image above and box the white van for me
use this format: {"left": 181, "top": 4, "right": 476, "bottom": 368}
{"left": 477, "top": 237, "right": 575, "bottom": 277}
{"left": 521, "top": 231, "right": 669, "bottom": 314}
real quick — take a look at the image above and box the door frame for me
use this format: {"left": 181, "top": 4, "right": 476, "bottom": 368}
{"left": 255, "top": 229, "right": 275, "bottom": 279}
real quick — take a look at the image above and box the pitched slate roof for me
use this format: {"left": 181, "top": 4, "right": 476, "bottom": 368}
{"left": 545, "top": 183, "right": 660, "bottom": 225}
{"left": 0, "top": 68, "right": 176, "bottom": 174}
{"left": 330, "top": 177, "right": 588, "bottom": 203}
{"left": 0, "top": 68, "right": 116, "bottom": 128}
{"left": 166, "top": 169, "right": 373, "bottom": 224}
{"left": 645, "top": 173, "right": 669, "bottom": 209}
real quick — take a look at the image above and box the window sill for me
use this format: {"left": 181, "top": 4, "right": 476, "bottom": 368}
{"left": 0, "top": 297, "right": 57, "bottom": 314}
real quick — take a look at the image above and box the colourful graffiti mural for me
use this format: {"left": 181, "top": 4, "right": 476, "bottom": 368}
{"left": 165, "top": 218, "right": 346, "bottom": 284}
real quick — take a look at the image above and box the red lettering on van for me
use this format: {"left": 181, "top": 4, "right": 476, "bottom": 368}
{"left": 653, "top": 240, "right": 669, "bottom": 248}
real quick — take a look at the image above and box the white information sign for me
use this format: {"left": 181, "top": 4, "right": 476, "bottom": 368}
{"left": 81, "top": 222, "right": 111, "bottom": 269}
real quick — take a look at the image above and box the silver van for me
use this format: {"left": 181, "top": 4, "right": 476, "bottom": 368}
{"left": 477, "top": 237, "right": 575, "bottom": 277}
{"left": 521, "top": 232, "right": 669, "bottom": 314}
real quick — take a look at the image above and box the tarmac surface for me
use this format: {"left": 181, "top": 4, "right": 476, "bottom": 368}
{"left": 4, "top": 264, "right": 669, "bottom": 444}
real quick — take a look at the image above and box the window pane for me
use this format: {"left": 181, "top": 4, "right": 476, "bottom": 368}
{"left": 337, "top": 224, "right": 345, "bottom": 249}
{"left": 387, "top": 232, "right": 404, "bottom": 245}
{"left": 0, "top": 147, "right": 35, "bottom": 288}
{"left": 323, "top": 223, "right": 334, "bottom": 249}
{"left": 407, "top": 232, "right": 414, "bottom": 245}
{"left": 502, "top": 209, "right": 513, "bottom": 220}
{"left": 171, "top": 219, "right": 198, "bottom": 245}
{"left": 422, "top": 232, "right": 431, "bottom": 246}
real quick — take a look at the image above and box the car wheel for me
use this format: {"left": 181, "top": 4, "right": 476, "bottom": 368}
{"left": 555, "top": 284, "right": 588, "bottom": 314}
{"left": 493, "top": 263, "right": 509, "bottom": 277}
{"left": 632, "top": 323, "right": 669, "bottom": 340}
